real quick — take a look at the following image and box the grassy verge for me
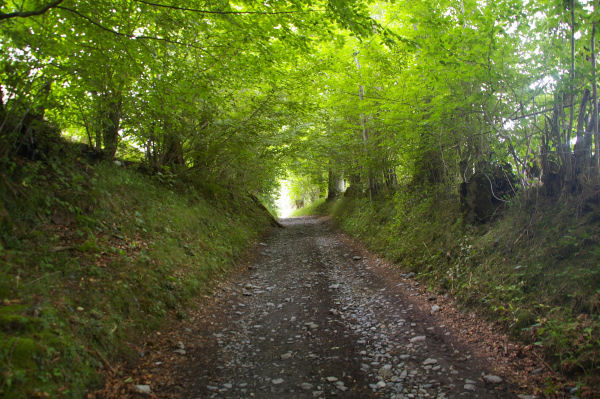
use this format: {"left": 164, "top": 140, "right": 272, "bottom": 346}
{"left": 297, "top": 186, "right": 600, "bottom": 394}
{"left": 289, "top": 198, "right": 332, "bottom": 217}
{"left": 0, "top": 153, "right": 273, "bottom": 398}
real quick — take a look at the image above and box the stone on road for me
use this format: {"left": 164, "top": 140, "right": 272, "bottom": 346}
{"left": 167, "top": 217, "right": 518, "bottom": 398}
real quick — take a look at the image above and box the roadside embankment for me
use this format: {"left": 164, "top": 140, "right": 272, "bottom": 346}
{"left": 303, "top": 187, "right": 600, "bottom": 396}
{"left": 0, "top": 150, "right": 274, "bottom": 398}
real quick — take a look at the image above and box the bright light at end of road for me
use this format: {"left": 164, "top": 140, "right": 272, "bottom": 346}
{"left": 276, "top": 180, "right": 294, "bottom": 218}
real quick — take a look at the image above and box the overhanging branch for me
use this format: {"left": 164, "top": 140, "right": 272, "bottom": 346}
{"left": 0, "top": 0, "right": 63, "bottom": 21}
{"left": 133, "top": 0, "right": 326, "bottom": 15}
{"left": 55, "top": 6, "right": 220, "bottom": 62}
{"left": 509, "top": 103, "right": 573, "bottom": 121}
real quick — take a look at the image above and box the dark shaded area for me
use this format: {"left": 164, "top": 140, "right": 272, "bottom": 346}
{"left": 460, "top": 162, "right": 518, "bottom": 224}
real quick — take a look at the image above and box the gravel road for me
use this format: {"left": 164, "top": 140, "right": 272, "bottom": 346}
{"left": 158, "top": 217, "right": 519, "bottom": 399}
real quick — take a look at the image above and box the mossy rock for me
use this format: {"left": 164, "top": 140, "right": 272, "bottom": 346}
{"left": 0, "top": 335, "right": 44, "bottom": 367}
{"left": 0, "top": 314, "right": 40, "bottom": 334}
{"left": 0, "top": 335, "right": 46, "bottom": 398}
{"left": 552, "top": 237, "right": 579, "bottom": 260}
{"left": 0, "top": 306, "right": 42, "bottom": 334}
{"left": 0, "top": 202, "right": 13, "bottom": 235}
{"left": 460, "top": 173, "right": 496, "bottom": 224}
{"left": 0, "top": 329, "right": 96, "bottom": 399}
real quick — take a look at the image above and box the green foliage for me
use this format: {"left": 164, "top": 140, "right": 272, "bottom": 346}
{"left": 286, "top": 172, "right": 327, "bottom": 209}
{"left": 0, "top": 0, "right": 380, "bottom": 197}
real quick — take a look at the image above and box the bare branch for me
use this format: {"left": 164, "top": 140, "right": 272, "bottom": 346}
{"left": 509, "top": 103, "right": 572, "bottom": 121}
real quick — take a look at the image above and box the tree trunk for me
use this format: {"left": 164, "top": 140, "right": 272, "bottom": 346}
{"left": 354, "top": 51, "right": 374, "bottom": 201}
{"left": 102, "top": 99, "right": 121, "bottom": 159}
{"left": 573, "top": 88, "right": 591, "bottom": 177}
{"left": 384, "top": 167, "right": 398, "bottom": 190}
{"left": 567, "top": 0, "right": 575, "bottom": 146}
{"left": 327, "top": 168, "right": 343, "bottom": 200}
{"left": 96, "top": 92, "right": 122, "bottom": 159}
{"left": 591, "top": 20, "right": 599, "bottom": 169}
{"left": 345, "top": 173, "right": 361, "bottom": 197}
{"left": 161, "top": 121, "right": 185, "bottom": 167}
{"left": 541, "top": 100, "right": 564, "bottom": 196}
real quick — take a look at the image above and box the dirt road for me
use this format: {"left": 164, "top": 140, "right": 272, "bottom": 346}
{"left": 112, "top": 217, "right": 550, "bottom": 398}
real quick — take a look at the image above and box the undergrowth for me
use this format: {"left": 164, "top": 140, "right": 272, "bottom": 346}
{"left": 0, "top": 150, "right": 273, "bottom": 398}
{"left": 301, "top": 186, "right": 600, "bottom": 394}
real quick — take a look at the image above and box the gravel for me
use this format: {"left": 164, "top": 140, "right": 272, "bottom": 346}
{"left": 167, "top": 217, "right": 521, "bottom": 398}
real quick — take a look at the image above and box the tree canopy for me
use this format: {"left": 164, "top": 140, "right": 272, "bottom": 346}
{"left": 1, "top": 0, "right": 599, "bottom": 205}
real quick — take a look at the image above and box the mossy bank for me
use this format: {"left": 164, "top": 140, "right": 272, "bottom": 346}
{"left": 0, "top": 150, "right": 274, "bottom": 398}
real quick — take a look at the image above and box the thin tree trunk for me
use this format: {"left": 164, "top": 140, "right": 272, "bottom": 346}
{"left": 384, "top": 167, "right": 397, "bottom": 190}
{"left": 592, "top": 20, "right": 599, "bottom": 168}
{"left": 327, "top": 168, "right": 343, "bottom": 200}
{"left": 354, "top": 51, "right": 374, "bottom": 200}
{"left": 161, "top": 120, "right": 185, "bottom": 167}
{"left": 567, "top": 0, "right": 575, "bottom": 147}
{"left": 573, "top": 89, "right": 591, "bottom": 176}
{"left": 100, "top": 93, "right": 122, "bottom": 159}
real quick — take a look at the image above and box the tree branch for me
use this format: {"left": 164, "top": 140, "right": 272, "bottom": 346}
{"left": 509, "top": 103, "right": 572, "bottom": 121}
{"left": 0, "top": 0, "right": 63, "bottom": 21}
{"left": 55, "top": 6, "right": 220, "bottom": 63}
{"left": 336, "top": 89, "right": 411, "bottom": 105}
{"left": 133, "top": 0, "right": 325, "bottom": 15}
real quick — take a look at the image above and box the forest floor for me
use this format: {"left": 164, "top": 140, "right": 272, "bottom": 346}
{"left": 92, "top": 217, "right": 565, "bottom": 399}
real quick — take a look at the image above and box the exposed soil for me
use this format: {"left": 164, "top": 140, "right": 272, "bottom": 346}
{"left": 90, "top": 217, "right": 564, "bottom": 399}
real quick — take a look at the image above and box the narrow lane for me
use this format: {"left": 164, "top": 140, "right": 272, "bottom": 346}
{"left": 168, "top": 217, "right": 516, "bottom": 398}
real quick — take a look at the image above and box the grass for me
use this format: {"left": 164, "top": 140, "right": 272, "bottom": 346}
{"left": 0, "top": 151, "right": 273, "bottom": 398}
{"left": 295, "top": 185, "right": 600, "bottom": 394}
{"left": 290, "top": 197, "right": 335, "bottom": 217}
